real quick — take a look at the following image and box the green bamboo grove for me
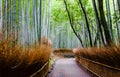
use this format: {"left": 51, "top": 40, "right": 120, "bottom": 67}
{"left": 0, "top": 0, "right": 120, "bottom": 48}
{"left": 1, "top": 0, "right": 49, "bottom": 46}
{"left": 0, "top": 0, "right": 80, "bottom": 48}
{"left": 63, "top": 0, "right": 120, "bottom": 47}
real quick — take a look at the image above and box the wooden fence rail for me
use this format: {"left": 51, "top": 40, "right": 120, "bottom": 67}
{"left": 30, "top": 60, "right": 50, "bottom": 77}
{"left": 76, "top": 56, "right": 120, "bottom": 77}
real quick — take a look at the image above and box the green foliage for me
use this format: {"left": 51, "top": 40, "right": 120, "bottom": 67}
{"left": 51, "top": 0, "right": 68, "bottom": 24}
{"left": 1, "top": 0, "right": 119, "bottom": 48}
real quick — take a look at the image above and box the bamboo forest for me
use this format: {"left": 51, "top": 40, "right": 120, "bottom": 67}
{"left": 0, "top": 0, "right": 120, "bottom": 77}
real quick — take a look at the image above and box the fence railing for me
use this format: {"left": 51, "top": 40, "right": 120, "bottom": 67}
{"left": 30, "top": 59, "right": 50, "bottom": 77}
{"left": 76, "top": 56, "right": 120, "bottom": 77}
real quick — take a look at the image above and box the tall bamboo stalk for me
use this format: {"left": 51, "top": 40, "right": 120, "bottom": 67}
{"left": 78, "top": 0, "right": 93, "bottom": 47}
{"left": 98, "top": 0, "right": 112, "bottom": 45}
{"left": 63, "top": 0, "right": 84, "bottom": 47}
{"left": 0, "top": 0, "right": 2, "bottom": 31}
{"left": 106, "top": 0, "right": 114, "bottom": 41}
{"left": 92, "top": 0, "right": 105, "bottom": 46}
{"left": 113, "top": 0, "right": 120, "bottom": 44}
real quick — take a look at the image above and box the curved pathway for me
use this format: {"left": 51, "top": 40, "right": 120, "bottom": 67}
{"left": 48, "top": 58, "right": 92, "bottom": 77}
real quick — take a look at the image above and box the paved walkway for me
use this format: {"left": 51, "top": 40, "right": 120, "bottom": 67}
{"left": 47, "top": 59, "right": 92, "bottom": 77}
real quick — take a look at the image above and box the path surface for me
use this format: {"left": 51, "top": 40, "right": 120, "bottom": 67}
{"left": 48, "top": 58, "right": 92, "bottom": 77}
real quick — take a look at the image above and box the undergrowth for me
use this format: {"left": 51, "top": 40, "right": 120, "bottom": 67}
{"left": 73, "top": 45, "right": 120, "bottom": 68}
{"left": 0, "top": 35, "right": 52, "bottom": 77}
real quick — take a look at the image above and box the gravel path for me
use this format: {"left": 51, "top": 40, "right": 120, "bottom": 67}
{"left": 47, "top": 58, "right": 92, "bottom": 77}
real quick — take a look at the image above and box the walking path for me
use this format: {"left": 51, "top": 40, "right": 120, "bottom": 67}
{"left": 47, "top": 58, "right": 92, "bottom": 77}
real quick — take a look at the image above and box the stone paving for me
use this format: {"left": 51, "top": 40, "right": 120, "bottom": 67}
{"left": 47, "top": 58, "right": 92, "bottom": 77}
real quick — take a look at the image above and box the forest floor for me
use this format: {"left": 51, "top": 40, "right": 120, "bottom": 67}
{"left": 47, "top": 58, "right": 92, "bottom": 77}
